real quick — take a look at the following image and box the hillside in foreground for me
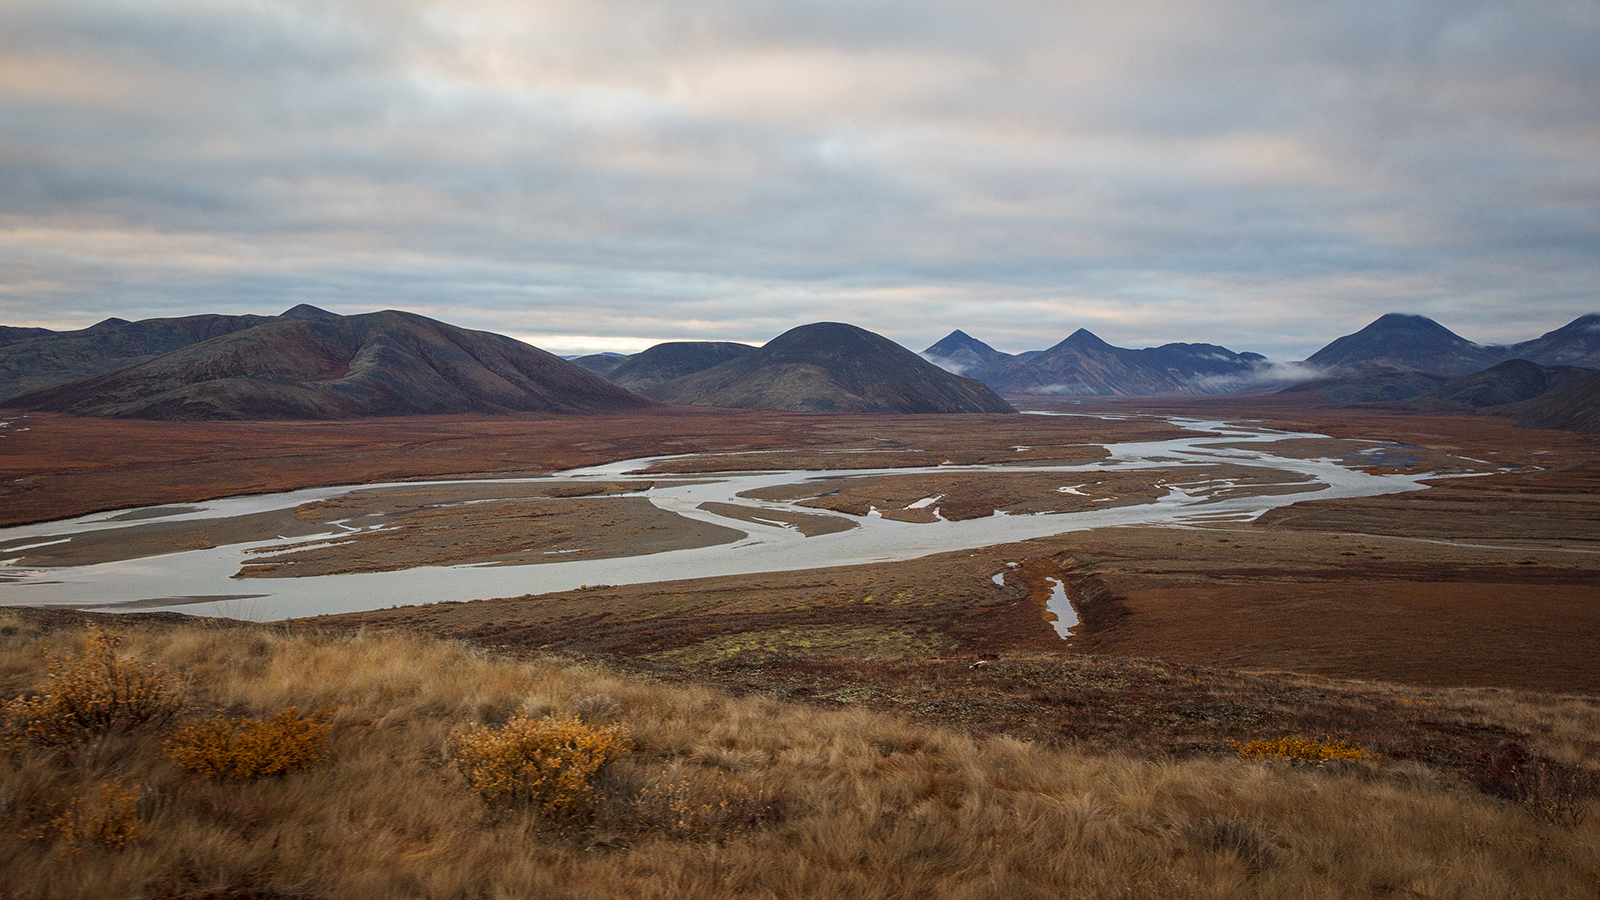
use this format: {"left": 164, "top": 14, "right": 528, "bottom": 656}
{"left": 0, "top": 612, "right": 1595, "bottom": 899}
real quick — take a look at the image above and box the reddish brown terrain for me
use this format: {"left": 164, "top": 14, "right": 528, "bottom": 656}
{"left": 2, "top": 397, "right": 1596, "bottom": 706}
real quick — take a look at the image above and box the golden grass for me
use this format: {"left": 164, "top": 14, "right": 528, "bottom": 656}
{"left": 0, "top": 613, "right": 1596, "bottom": 899}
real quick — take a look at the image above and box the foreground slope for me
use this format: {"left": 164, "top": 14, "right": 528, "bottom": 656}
{"left": 3, "top": 310, "right": 654, "bottom": 420}
{"left": 976, "top": 329, "right": 1267, "bottom": 396}
{"left": 0, "top": 613, "right": 1594, "bottom": 900}
{"left": 648, "top": 322, "right": 1015, "bottom": 413}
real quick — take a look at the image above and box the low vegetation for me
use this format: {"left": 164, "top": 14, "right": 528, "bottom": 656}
{"left": 0, "top": 612, "right": 1596, "bottom": 899}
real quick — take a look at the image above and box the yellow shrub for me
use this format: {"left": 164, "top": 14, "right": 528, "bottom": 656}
{"left": 167, "top": 707, "right": 331, "bottom": 779}
{"left": 1231, "top": 736, "right": 1376, "bottom": 762}
{"left": 2, "top": 625, "right": 183, "bottom": 752}
{"left": 451, "top": 714, "right": 629, "bottom": 812}
{"left": 34, "top": 777, "right": 144, "bottom": 852}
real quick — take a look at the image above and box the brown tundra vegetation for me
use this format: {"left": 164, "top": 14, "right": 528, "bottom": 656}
{"left": 1, "top": 611, "right": 1596, "bottom": 900}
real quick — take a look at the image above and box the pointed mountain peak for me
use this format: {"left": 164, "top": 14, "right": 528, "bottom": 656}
{"left": 924, "top": 329, "right": 999, "bottom": 356}
{"left": 1058, "top": 328, "right": 1113, "bottom": 350}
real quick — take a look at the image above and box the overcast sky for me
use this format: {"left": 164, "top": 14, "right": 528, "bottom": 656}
{"left": 2, "top": 0, "right": 1597, "bottom": 359}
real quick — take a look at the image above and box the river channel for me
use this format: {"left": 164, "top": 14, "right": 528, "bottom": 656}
{"left": 0, "top": 417, "right": 1466, "bottom": 621}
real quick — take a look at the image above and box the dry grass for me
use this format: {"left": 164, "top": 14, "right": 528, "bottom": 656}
{"left": 0, "top": 612, "right": 1596, "bottom": 899}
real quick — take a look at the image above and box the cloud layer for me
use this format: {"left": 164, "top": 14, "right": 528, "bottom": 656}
{"left": 2, "top": 0, "right": 1597, "bottom": 357}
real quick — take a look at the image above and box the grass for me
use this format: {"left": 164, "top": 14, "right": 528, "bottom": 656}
{"left": 0, "top": 612, "right": 1597, "bottom": 899}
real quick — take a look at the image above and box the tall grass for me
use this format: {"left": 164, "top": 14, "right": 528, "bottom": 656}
{"left": 0, "top": 613, "right": 1595, "bottom": 899}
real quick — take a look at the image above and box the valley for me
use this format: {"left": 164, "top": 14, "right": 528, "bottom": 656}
{"left": 2, "top": 397, "right": 1595, "bottom": 696}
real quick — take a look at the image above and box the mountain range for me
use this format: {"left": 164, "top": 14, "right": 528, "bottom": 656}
{"left": 3, "top": 306, "right": 1595, "bottom": 426}
{"left": 2, "top": 309, "right": 652, "bottom": 420}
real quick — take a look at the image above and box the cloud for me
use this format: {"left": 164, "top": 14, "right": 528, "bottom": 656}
{"left": 1, "top": 0, "right": 1597, "bottom": 358}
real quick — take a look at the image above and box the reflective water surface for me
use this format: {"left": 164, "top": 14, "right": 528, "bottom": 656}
{"left": 0, "top": 417, "right": 1465, "bottom": 620}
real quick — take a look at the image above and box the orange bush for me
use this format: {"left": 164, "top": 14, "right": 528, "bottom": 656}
{"left": 1231, "top": 736, "right": 1375, "bottom": 762}
{"left": 451, "top": 714, "right": 629, "bottom": 812}
{"left": 167, "top": 707, "right": 331, "bottom": 779}
{"left": 2, "top": 625, "right": 183, "bottom": 753}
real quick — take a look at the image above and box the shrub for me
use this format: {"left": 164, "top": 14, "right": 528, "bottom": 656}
{"left": 1, "top": 625, "right": 183, "bottom": 753}
{"left": 629, "top": 770, "right": 779, "bottom": 841}
{"left": 25, "top": 777, "right": 145, "bottom": 851}
{"left": 167, "top": 707, "right": 331, "bottom": 779}
{"left": 1231, "top": 736, "right": 1375, "bottom": 763}
{"left": 1472, "top": 742, "right": 1596, "bottom": 827}
{"left": 451, "top": 714, "right": 629, "bottom": 813}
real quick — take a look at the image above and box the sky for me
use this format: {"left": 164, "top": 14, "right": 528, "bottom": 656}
{"left": 2, "top": 0, "right": 1597, "bottom": 360}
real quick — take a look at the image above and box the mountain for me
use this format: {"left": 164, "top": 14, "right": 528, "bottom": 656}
{"left": 1304, "top": 314, "right": 1500, "bottom": 376}
{"left": 1502, "top": 314, "right": 1600, "bottom": 369}
{"left": 1409, "top": 359, "right": 1600, "bottom": 433}
{"left": 0, "top": 326, "right": 56, "bottom": 349}
{"left": 1494, "top": 369, "right": 1600, "bottom": 433}
{"left": 1279, "top": 366, "right": 1453, "bottom": 403}
{"left": 1426, "top": 359, "right": 1597, "bottom": 409}
{"left": 3, "top": 310, "right": 654, "bottom": 420}
{"left": 569, "top": 353, "right": 630, "bottom": 376}
{"left": 920, "top": 330, "right": 1012, "bottom": 375}
{"left": 0, "top": 307, "right": 335, "bottom": 401}
{"left": 606, "top": 341, "right": 757, "bottom": 392}
{"left": 279, "top": 304, "right": 340, "bottom": 320}
{"left": 973, "top": 329, "right": 1268, "bottom": 396}
{"left": 645, "top": 322, "right": 1015, "bottom": 414}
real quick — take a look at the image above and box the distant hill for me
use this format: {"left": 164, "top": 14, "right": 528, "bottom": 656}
{"left": 569, "top": 353, "right": 630, "bottom": 376}
{"left": 607, "top": 341, "right": 756, "bottom": 391}
{"left": 3, "top": 310, "right": 654, "bottom": 420}
{"left": 0, "top": 313, "right": 282, "bottom": 400}
{"left": 1282, "top": 357, "right": 1600, "bottom": 433}
{"left": 1304, "top": 314, "right": 1500, "bottom": 376}
{"left": 973, "top": 329, "right": 1268, "bottom": 396}
{"left": 279, "top": 304, "right": 340, "bottom": 320}
{"left": 920, "top": 330, "right": 1012, "bottom": 375}
{"left": 1410, "top": 359, "right": 1600, "bottom": 433}
{"left": 1494, "top": 368, "right": 1600, "bottom": 433}
{"left": 0, "top": 326, "right": 56, "bottom": 349}
{"left": 1278, "top": 365, "right": 1454, "bottom": 403}
{"left": 1426, "top": 359, "right": 1596, "bottom": 409}
{"left": 646, "top": 322, "right": 1015, "bottom": 414}
{"left": 1502, "top": 314, "right": 1600, "bottom": 369}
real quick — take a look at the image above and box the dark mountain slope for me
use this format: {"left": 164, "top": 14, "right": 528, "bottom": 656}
{"left": 1427, "top": 359, "right": 1596, "bottom": 409}
{"left": 920, "top": 330, "right": 1012, "bottom": 375}
{"left": 1503, "top": 314, "right": 1600, "bottom": 369}
{"left": 607, "top": 341, "right": 756, "bottom": 391}
{"left": 975, "top": 329, "right": 1267, "bottom": 396}
{"left": 279, "top": 304, "right": 340, "bottom": 320}
{"left": 0, "top": 313, "right": 279, "bottom": 400}
{"left": 1494, "top": 369, "right": 1600, "bottom": 433}
{"left": 647, "top": 322, "right": 1015, "bottom": 414}
{"left": 4, "top": 310, "right": 654, "bottom": 420}
{"left": 570, "top": 353, "right": 630, "bottom": 376}
{"left": 1279, "top": 366, "right": 1453, "bottom": 403}
{"left": 1304, "top": 314, "right": 1499, "bottom": 376}
{"left": 0, "top": 326, "right": 56, "bottom": 349}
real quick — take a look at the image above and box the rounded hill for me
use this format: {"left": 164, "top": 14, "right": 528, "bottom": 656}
{"left": 646, "top": 322, "right": 1015, "bottom": 414}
